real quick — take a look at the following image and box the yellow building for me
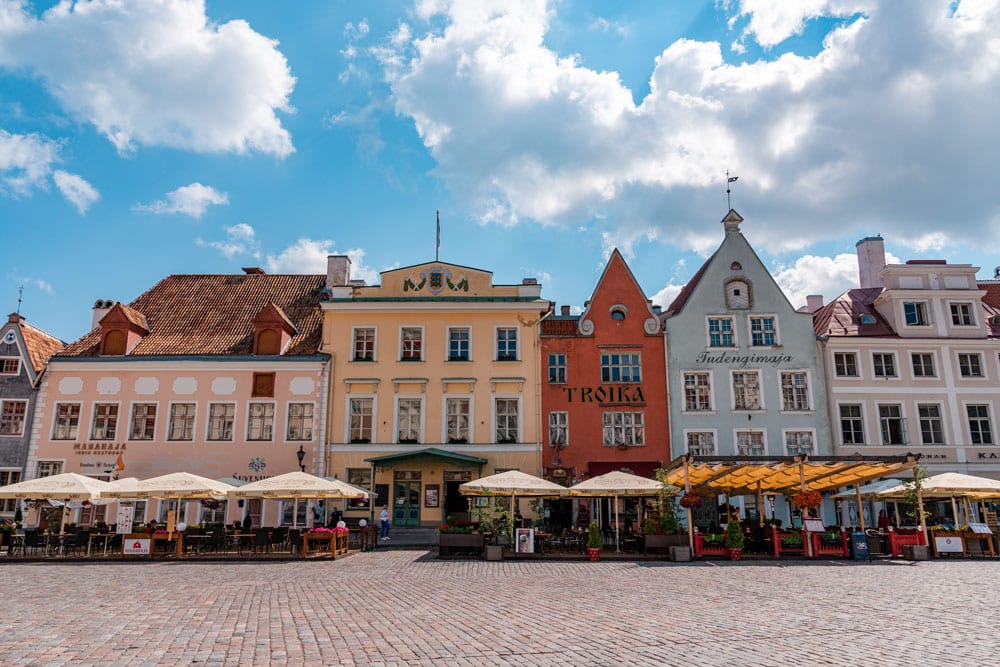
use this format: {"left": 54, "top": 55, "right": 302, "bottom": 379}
{"left": 320, "top": 256, "right": 551, "bottom": 527}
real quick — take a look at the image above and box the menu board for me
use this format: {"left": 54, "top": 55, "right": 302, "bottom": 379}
{"left": 803, "top": 518, "right": 825, "bottom": 532}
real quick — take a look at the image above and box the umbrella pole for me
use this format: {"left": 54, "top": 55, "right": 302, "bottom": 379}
{"left": 951, "top": 496, "right": 959, "bottom": 526}
{"left": 614, "top": 495, "right": 620, "bottom": 553}
{"left": 756, "top": 482, "right": 764, "bottom": 527}
{"left": 684, "top": 458, "right": 693, "bottom": 552}
{"left": 855, "top": 484, "right": 865, "bottom": 531}
{"left": 893, "top": 501, "right": 901, "bottom": 527}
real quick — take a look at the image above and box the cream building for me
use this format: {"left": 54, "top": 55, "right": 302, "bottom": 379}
{"left": 321, "top": 256, "right": 550, "bottom": 527}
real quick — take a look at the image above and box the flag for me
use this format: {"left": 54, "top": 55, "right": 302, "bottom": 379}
{"left": 114, "top": 453, "right": 125, "bottom": 473}
{"left": 728, "top": 175, "right": 738, "bottom": 183}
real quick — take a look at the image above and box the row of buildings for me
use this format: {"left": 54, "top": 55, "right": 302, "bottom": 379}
{"left": 3, "top": 210, "right": 1000, "bottom": 529}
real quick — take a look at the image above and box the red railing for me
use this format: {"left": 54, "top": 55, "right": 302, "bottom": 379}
{"left": 811, "top": 529, "right": 850, "bottom": 557}
{"left": 888, "top": 528, "right": 926, "bottom": 556}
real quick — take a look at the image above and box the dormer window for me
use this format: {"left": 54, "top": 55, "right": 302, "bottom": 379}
{"left": 859, "top": 314, "right": 876, "bottom": 325}
{"left": 255, "top": 329, "right": 281, "bottom": 355}
{"left": 97, "top": 303, "right": 149, "bottom": 356}
{"left": 252, "top": 302, "right": 297, "bottom": 356}
{"left": 102, "top": 330, "right": 126, "bottom": 356}
{"left": 725, "top": 279, "right": 751, "bottom": 310}
{"left": 903, "top": 302, "right": 929, "bottom": 326}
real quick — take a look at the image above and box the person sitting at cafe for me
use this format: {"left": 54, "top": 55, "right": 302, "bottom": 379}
{"left": 242, "top": 515, "right": 252, "bottom": 531}
{"left": 326, "top": 507, "right": 342, "bottom": 529}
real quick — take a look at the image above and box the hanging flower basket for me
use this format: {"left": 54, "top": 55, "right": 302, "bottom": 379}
{"left": 791, "top": 490, "right": 823, "bottom": 508}
{"left": 679, "top": 492, "right": 704, "bottom": 509}
{"left": 200, "top": 498, "right": 224, "bottom": 511}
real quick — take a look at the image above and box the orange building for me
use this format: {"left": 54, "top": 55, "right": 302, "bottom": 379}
{"left": 540, "top": 250, "right": 669, "bottom": 526}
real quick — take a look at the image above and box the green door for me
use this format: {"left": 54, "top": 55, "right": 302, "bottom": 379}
{"left": 393, "top": 481, "right": 421, "bottom": 526}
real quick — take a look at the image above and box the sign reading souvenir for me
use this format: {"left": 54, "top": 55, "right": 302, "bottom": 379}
{"left": 116, "top": 505, "right": 134, "bottom": 534}
{"left": 123, "top": 539, "right": 150, "bottom": 555}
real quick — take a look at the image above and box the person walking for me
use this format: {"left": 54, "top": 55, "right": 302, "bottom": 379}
{"left": 379, "top": 506, "right": 390, "bottom": 540}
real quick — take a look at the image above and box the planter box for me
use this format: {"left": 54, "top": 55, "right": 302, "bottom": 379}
{"left": 669, "top": 546, "right": 691, "bottom": 562}
{"left": 903, "top": 545, "right": 931, "bottom": 561}
{"left": 438, "top": 532, "right": 484, "bottom": 559}
{"left": 484, "top": 544, "right": 503, "bottom": 561}
{"left": 644, "top": 534, "right": 687, "bottom": 555}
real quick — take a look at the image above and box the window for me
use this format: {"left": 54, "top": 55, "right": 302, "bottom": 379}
{"left": 835, "top": 352, "right": 860, "bottom": 377}
{"left": 683, "top": 372, "right": 712, "bottom": 411}
{"left": 247, "top": 403, "right": 275, "bottom": 441}
{"left": 125, "top": 500, "right": 147, "bottom": 525}
{"left": 602, "top": 411, "right": 644, "bottom": 446}
{"left": 686, "top": 432, "right": 715, "bottom": 456}
{"left": 347, "top": 468, "right": 373, "bottom": 508}
{"left": 0, "top": 400, "right": 27, "bottom": 436}
{"left": 951, "top": 303, "right": 975, "bottom": 326}
{"left": 750, "top": 316, "right": 777, "bottom": 346}
{"left": 129, "top": 403, "right": 157, "bottom": 440}
{"left": 252, "top": 372, "right": 275, "bottom": 398}
{"left": 0, "top": 358, "right": 19, "bottom": 374}
{"left": 736, "top": 431, "right": 764, "bottom": 456}
{"left": 201, "top": 499, "right": 227, "bottom": 524}
{"left": 918, "top": 404, "right": 944, "bottom": 445}
{"left": 287, "top": 403, "right": 313, "bottom": 441}
{"left": 168, "top": 404, "right": 195, "bottom": 441}
{"left": 397, "top": 398, "right": 422, "bottom": 443}
{"left": 0, "top": 470, "right": 21, "bottom": 512}
{"left": 446, "top": 398, "right": 470, "bottom": 443}
{"left": 91, "top": 403, "right": 119, "bottom": 440}
{"left": 207, "top": 403, "right": 235, "bottom": 441}
{"left": 839, "top": 404, "right": 865, "bottom": 445}
{"left": 903, "top": 302, "right": 929, "bottom": 326}
{"left": 255, "top": 329, "right": 280, "bottom": 355}
{"left": 958, "top": 353, "right": 984, "bottom": 378}
{"left": 610, "top": 308, "right": 626, "bottom": 321}
{"left": 495, "top": 398, "right": 519, "bottom": 443}
{"left": 725, "top": 280, "right": 750, "bottom": 309}
{"left": 102, "top": 330, "right": 126, "bottom": 355}
{"left": 349, "top": 398, "right": 373, "bottom": 443}
{"left": 280, "top": 500, "right": 308, "bottom": 527}
{"left": 911, "top": 353, "right": 935, "bottom": 377}
{"left": 548, "top": 353, "right": 566, "bottom": 384}
{"left": 53, "top": 403, "right": 80, "bottom": 440}
{"left": 448, "top": 328, "right": 470, "bottom": 361}
{"left": 968, "top": 405, "right": 993, "bottom": 445}
{"left": 780, "top": 372, "right": 810, "bottom": 411}
{"left": 158, "top": 499, "right": 184, "bottom": 524}
{"left": 732, "top": 371, "right": 761, "bottom": 410}
{"left": 353, "top": 328, "right": 375, "bottom": 361}
{"left": 878, "top": 405, "right": 907, "bottom": 445}
{"left": 401, "top": 327, "right": 423, "bottom": 361}
{"left": 785, "top": 431, "right": 814, "bottom": 456}
{"left": 549, "top": 411, "right": 568, "bottom": 447}
{"left": 37, "top": 461, "right": 63, "bottom": 477}
{"left": 872, "top": 353, "right": 896, "bottom": 378}
{"left": 708, "top": 317, "right": 735, "bottom": 347}
{"left": 600, "top": 353, "right": 641, "bottom": 383}
{"left": 496, "top": 327, "right": 518, "bottom": 361}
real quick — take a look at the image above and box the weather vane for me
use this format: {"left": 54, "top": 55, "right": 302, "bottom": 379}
{"left": 435, "top": 210, "right": 441, "bottom": 262}
{"left": 16, "top": 283, "right": 23, "bottom": 315}
{"left": 726, "top": 170, "right": 738, "bottom": 210}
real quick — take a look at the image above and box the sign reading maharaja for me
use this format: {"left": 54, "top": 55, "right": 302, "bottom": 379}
{"left": 695, "top": 352, "right": 794, "bottom": 367}
{"left": 73, "top": 442, "right": 126, "bottom": 455}
{"left": 561, "top": 386, "right": 645, "bottom": 403}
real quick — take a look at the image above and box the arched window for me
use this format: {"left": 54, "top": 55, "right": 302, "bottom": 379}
{"left": 102, "top": 330, "right": 126, "bottom": 356}
{"left": 256, "top": 329, "right": 281, "bottom": 355}
{"left": 731, "top": 261, "right": 742, "bottom": 271}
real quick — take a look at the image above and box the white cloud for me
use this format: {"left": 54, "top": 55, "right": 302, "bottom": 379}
{"left": 52, "top": 170, "right": 99, "bottom": 214}
{"left": 650, "top": 283, "right": 683, "bottom": 310}
{"left": 772, "top": 249, "right": 901, "bottom": 308}
{"left": 0, "top": 0, "right": 295, "bottom": 157}
{"left": 373, "top": 0, "right": 1000, "bottom": 256}
{"left": 0, "top": 129, "right": 60, "bottom": 195}
{"left": 134, "top": 183, "right": 229, "bottom": 218}
{"left": 265, "top": 238, "right": 378, "bottom": 283}
{"left": 196, "top": 223, "right": 261, "bottom": 259}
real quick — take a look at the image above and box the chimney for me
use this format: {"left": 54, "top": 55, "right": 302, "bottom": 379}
{"left": 92, "top": 299, "right": 115, "bottom": 330}
{"left": 326, "top": 255, "right": 351, "bottom": 289}
{"left": 560, "top": 305, "right": 570, "bottom": 316}
{"left": 856, "top": 236, "right": 886, "bottom": 289}
{"left": 242, "top": 267, "right": 265, "bottom": 275}
{"left": 805, "top": 295, "right": 824, "bottom": 313}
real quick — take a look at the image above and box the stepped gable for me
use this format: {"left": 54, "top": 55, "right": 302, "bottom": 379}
{"left": 58, "top": 274, "right": 326, "bottom": 357}
{"left": 813, "top": 288, "right": 894, "bottom": 337}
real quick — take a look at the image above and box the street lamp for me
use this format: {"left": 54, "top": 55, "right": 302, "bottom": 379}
{"left": 296, "top": 445, "right": 306, "bottom": 472}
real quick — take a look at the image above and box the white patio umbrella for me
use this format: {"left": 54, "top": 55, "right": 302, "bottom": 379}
{"left": 0, "top": 472, "right": 118, "bottom": 533}
{"left": 569, "top": 471, "right": 681, "bottom": 551}
{"left": 876, "top": 472, "right": 1000, "bottom": 525}
{"left": 228, "top": 471, "right": 368, "bottom": 528}
{"left": 102, "top": 472, "right": 235, "bottom": 499}
{"left": 459, "top": 470, "right": 568, "bottom": 539}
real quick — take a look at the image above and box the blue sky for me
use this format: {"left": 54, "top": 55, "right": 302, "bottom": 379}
{"left": 3, "top": 0, "right": 999, "bottom": 342}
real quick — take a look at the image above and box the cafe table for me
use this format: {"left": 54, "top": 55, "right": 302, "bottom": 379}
{"left": 87, "top": 533, "right": 115, "bottom": 557}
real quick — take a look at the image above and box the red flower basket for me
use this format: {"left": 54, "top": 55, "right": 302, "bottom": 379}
{"left": 679, "top": 492, "right": 704, "bottom": 509}
{"left": 792, "top": 490, "right": 823, "bottom": 508}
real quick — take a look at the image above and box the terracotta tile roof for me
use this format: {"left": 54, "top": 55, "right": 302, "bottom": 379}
{"left": 16, "top": 318, "right": 66, "bottom": 373}
{"left": 661, "top": 251, "right": 716, "bottom": 319}
{"left": 813, "top": 288, "right": 894, "bottom": 337}
{"left": 541, "top": 318, "right": 579, "bottom": 336}
{"left": 117, "top": 303, "right": 151, "bottom": 331}
{"left": 58, "top": 274, "right": 326, "bottom": 357}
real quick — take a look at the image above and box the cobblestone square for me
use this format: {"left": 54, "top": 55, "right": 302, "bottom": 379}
{"left": 3, "top": 552, "right": 999, "bottom": 666}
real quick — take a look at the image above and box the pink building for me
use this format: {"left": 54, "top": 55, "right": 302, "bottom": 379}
{"left": 27, "top": 271, "right": 329, "bottom": 528}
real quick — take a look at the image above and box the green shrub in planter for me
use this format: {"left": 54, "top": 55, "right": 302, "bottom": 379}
{"left": 587, "top": 521, "right": 603, "bottom": 549}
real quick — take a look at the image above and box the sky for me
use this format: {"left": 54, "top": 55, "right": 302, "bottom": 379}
{"left": 3, "top": 0, "right": 999, "bottom": 343}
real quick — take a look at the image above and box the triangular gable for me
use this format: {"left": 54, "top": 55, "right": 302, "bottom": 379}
{"left": 2, "top": 313, "right": 65, "bottom": 384}
{"left": 577, "top": 249, "right": 661, "bottom": 336}
{"left": 99, "top": 302, "right": 150, "bottom": 333}
{"left": 253, "top": 302, "right": 298, "bottom": 334}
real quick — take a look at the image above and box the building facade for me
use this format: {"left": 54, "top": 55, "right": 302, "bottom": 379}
{"left": 817, "top": 237, "right": 1000, "bottom": 481}
{"left": 321, "top": 256, "right": 550, "bottom": 527}
{"left": 0, "top": 313, "right": 64, "bottom": 518}
{"left": 662, "top": 211, "right": 833, "bottom": 520}
{"left": 27, "top": 273, "right": 329, "bottom": 528}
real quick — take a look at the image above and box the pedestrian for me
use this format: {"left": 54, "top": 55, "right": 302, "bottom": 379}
{"left": 877, "top": 509, "right": 890, "bottom": 532}
{"left": 380, "top": 506, "right": 390, "bottom": 539}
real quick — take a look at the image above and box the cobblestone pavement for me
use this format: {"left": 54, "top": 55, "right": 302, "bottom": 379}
{"left": 2, "top": 553, "right": 999, "bottom": 666}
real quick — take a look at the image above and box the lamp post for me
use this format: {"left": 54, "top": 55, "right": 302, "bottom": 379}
{"left": 296, "top": 445, "right": 306, "bottom": 472}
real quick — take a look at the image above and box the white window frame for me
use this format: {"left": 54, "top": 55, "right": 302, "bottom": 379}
{"left": 957, "top": 351, "right": 985, "bottom": 379}
{"left": 0, "top": 399, "right": 28, "bottom": 437}
{"left": 286, "top": 402, "right": 315, "bottom": 442}
{"left": 877, "top": 403, "right": 908, "bottom": 446}
{"left": 706, "top": 316, "right": 736, "bottom": 348}
{"left": 684, "top": 430, "right": 717, "bottom": 456}
{"left": 166, "top": 402, "right": 196, "bottom": 442}
{"left": 949, "top": 302, "right": 976, "bottom": 327}
{"left": 681, "top": 371, "right": 714, "bottom": 412}
{"left": 837, "top": 402, "right": 868, "bottom": 446}
{"left": 748, "top": 314, "right": 779, "bottom": 347}
{"left": 916, "top": 402, "right": 946, "bottom": 446}
{"left": 730, "top": 369, "right": 763, "bottom": 411}
{"left": 0, "top": 469, "right": 22, "bottom": 512}
{"left": 734, "top": 429, "right": 767, "bottom": 456}
{"left": 782, "top": 429, "right": 816, "bottom": 456}
{"left": 902, "top": 301, "right": 931, "bottom": 327}
{"left": 602, "top": 411, "right": 645, "bottom": 447}
{"left": 90, "top": 402, "right": 121, "bottom": 441}
{"left": 395, "top": 395, "right": 424, "bottom": 444}
{"left": 0, "top": 357, "right": 20, "bottom": 375}
{"left": 351, "top": 326, "right": 377, "bottom": 362}
{"left": 910, "top": 351, "right": 936, "bottom": 378}
{"left": 52, "top": 402, "right": 82, "bottom": 441}
{"left": 779, "top": 370, "right": 812, "bottom": 412}
{"left": 495, "top": 326, "right": 519, "bottom": 361}
{"left": 158, "top": 499, "right": 187, "bottom": 525}
{"left": 965, "top": 402, "right": 995, "bottom": 446}
{"left": 399, "top": 326, "right": 424, "bottom": 362}
{"left": 346, "top": 395, "right": 376, "bottom": 443}
{"left": 871, "top": 352, "right": 898, "bottom": 379}
{"left": 549, "top": 411, "right": 568, "bottom": 448}
{"left": 493, "top": 395, "right": 521, "bottom": 444}
{"left": 446, "top": 326, "right": 472, "bottom": 362}
{"left": 206, "top": 402, "right": 237, "bottom": 442}
{"left": 443, "top": 395, "right": 473, "bottom": 444}
{"left": 127, "top": 401, "right": 158, "bottom": 441}
{"left": 833, "top": 351, "right": 861, "bottom": 378}
{"left": 246, "top": 401, "right": 276, "bottom": 442}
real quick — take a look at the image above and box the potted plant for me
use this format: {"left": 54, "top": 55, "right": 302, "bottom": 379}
{"left": 586, "top": 521, "right": 603, "bottom": 561}
{"left": 725, "top": 517, "right": 745, "bottom": 561}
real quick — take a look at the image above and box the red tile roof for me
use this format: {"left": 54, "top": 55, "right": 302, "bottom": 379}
{"left": 58, "top": 274, "right": 326, "bottom": 357}
{"left": 813, "top": 288, "right": 894, "bottom": 337}
{"left": 661, "top": 251, "right": 716, "bottom": 318}
{"left": 16, "top": 317, "right": 66, "bottom": 373}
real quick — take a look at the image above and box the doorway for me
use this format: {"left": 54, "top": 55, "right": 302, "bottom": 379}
{"left": 393, "top": 471, "right": 422, "bottom": 526}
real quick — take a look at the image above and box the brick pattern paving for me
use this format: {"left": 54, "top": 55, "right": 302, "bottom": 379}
{"left": 2, "top": 553, "right": 999, "bottom": 666}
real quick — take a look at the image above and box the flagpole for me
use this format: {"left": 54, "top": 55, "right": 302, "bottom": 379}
{"left": 435, "top": 210, "right": 440, "bottom": 261}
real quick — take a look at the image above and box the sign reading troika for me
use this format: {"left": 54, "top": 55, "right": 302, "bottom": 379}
{"left": 561, "top": 386, "right": 645, "bottom": 403}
